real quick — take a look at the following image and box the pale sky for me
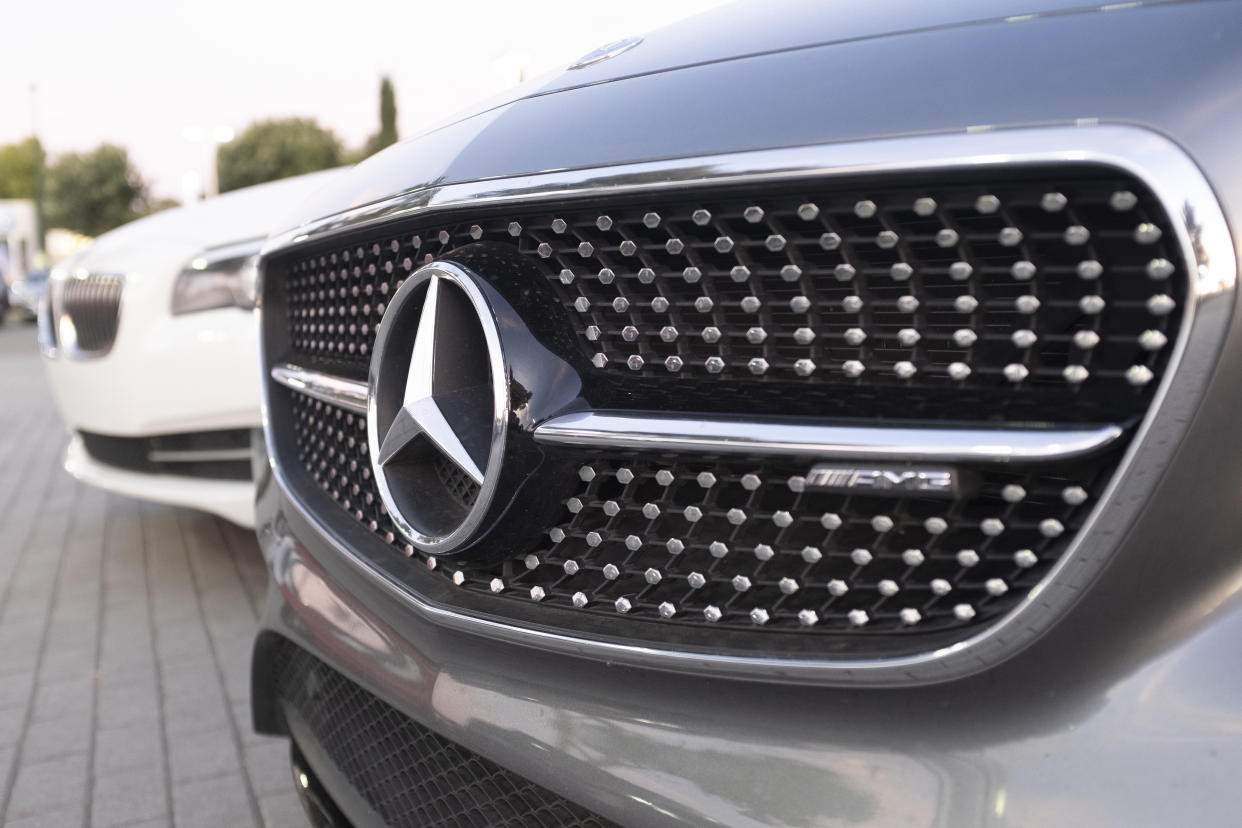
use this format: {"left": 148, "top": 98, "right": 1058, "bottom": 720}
{"left": 0, "top": 0, "right": 734, "bottom": 200}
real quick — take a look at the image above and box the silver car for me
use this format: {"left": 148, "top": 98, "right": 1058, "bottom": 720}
{"left": 249, "top": 2, "right": 1242, "bottom": 825}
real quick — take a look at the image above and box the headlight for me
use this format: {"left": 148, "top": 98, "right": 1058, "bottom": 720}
{"left": 171, "top": 239, "right": 263, "bottom": 315}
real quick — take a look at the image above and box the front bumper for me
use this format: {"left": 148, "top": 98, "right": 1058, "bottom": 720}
{"left": 251, "top": 417, "right": 1242, "bottom": 827}
{"left": 42, "top": 303, "right": 260, "bottom": 437}
{"left": 65, "top": 434, "right": 255, "bottom": 527}
{"left": 249, "top": 4, "right": 1242, "bottom": 822}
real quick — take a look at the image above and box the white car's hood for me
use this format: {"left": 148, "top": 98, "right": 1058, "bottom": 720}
{"left": 74, "top": 169, "right": 342, "bottom": 273}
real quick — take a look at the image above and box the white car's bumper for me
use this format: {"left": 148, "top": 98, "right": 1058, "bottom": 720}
{"left": 43, "top": 303, "right": 260, "bottom": 436}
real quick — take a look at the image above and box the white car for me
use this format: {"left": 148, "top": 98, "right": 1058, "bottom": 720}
{"left": 41, "top": 170, "right": 340, "bottom": 527}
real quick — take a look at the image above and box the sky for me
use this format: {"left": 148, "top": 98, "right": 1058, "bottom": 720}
{"left": 0, "top": 0, "right": 734, "bottom": 201}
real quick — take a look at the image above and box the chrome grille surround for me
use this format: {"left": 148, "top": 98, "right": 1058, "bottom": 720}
{"left": 52, "top": 271, "right": 124, "bottom": 358}
{"left": 259, "top": 125, "right": 1236, "bottom": 685}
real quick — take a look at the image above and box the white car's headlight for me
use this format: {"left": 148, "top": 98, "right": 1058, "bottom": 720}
{"left": 171, "top": 240, "right": 262, "bottom": 315}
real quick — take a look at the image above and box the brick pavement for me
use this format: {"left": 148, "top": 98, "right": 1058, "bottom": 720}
{"left": 0, "top": 321, "right": 305, "bottom": 827}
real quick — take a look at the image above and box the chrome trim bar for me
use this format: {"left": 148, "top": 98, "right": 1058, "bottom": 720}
{"left": 533, "top": 412, "right": 1123, "bottom": 463}
{"left": 147, "top": 447, "right": 252, "bottom": 463}
{"left": 272, "top": 363, "right": 1124, "bottom": 462}
{"left": 270, "top": 364, "right": 368, "bottom": 415}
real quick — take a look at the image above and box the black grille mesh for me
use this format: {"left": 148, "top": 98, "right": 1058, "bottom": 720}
{"left": 436, "top": 455, "right": 480, "bottom": 509}
{"left": 476, "top": 455, "right": 1112, "bottom": 633}
{"left": 288, "top": 390, "right": 1116, "bottom": 637}
{"left": 280, "top": 170, "right": 1182, "bottom": 422}
{"left": 273, "top": 640, "right": 617, "bottom": 828}
{"left": 61, "top": 272, "right": 123, "bottom": 353}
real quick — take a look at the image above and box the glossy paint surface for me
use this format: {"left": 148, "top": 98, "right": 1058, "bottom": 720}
{"left": 254, "top": 1, "right": 1242, "bottom": 825}
{"left": 276, "top": 1, "right": 1242, "bottom": 236}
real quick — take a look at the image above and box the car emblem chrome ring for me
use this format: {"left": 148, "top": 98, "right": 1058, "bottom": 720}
{"left": 366, "top": 261, "right": 509, "bottom": 555}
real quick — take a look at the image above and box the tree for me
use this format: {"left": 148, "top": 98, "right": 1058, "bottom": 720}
{"left": 0, "top": 137, "right": 45, "bottom": 200}
{"left": 216, "top": 118, "right": 343, "bottom": 193}
{"left": 144, "top": 196, "right": 181, "bottom": 216}
{"left": 44, "top": 144, "right": 147, "bottom": 237}
{"left": 363, "top": 76, "right": 399, "bottom": 158}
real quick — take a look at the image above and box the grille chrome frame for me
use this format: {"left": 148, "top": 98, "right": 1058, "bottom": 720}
{"left": 258, "top": 125, "right": 1236, "bottom": 685}
{"left": 532, "top": 410, "right": 1125, "bottom": 463}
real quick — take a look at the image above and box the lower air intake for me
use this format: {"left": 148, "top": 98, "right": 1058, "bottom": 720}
{"left": 79, "top": 429, "right": 252, "bottom": 481}
{"left": 272, "top": 640, "right": 618, "bottom": 828}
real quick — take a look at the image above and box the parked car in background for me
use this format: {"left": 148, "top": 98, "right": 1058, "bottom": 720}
{"left": 10, "top": 267, "right": 48, "bottom": 322}
{"left": 41, "top": 169, "right": 340, "bottom": 527}
{"left": 0, "top": 199, "right": 38, "bottom": 288}
{"left": 250, "top": 2, "right": 1242, "bottom": 826}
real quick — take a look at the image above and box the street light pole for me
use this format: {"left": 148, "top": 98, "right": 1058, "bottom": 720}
{"left": 29, "top": 83, "right": 45, "bottom": 255}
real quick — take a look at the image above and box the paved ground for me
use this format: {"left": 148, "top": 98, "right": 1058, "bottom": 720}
{"left": 0, "top": 319, "right": 305, "bottom": 827}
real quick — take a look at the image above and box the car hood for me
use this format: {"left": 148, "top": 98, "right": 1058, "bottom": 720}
{"left": 528, "top": 0, "right": 1127, "bottom": 96}
{"left": 274, "top": 0, "right": 1230, "bottom": 240}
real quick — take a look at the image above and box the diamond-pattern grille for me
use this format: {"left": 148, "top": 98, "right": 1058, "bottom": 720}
{"left": 268, "top": 166, "right": 1187, "bottom": 654}
{"left": 273, "top": 640, "right": 617, "bottom": 827}
{"left": 495, "top": 457, "right": 1108, "bottom": 633}
{"left": 288, "top": 390, "right": 1114, "bottom": 637}
{"left": 279, "top": 170, "right": 1182, "bottom": 422}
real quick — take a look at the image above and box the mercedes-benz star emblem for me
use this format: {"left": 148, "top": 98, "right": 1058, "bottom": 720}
{"left": 567, "top": 35, "right": 643, "bottom": 70}
{"left": 367, "top": 261, "right": 508, "bottom": 555}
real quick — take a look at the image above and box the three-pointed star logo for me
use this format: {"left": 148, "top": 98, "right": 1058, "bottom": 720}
{"left": 375, "top": 274, "right": 493, "bottom": 486}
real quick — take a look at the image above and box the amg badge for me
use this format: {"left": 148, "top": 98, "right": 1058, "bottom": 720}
{"left": 802, "top": 465, "right": 965, "bottom": 499}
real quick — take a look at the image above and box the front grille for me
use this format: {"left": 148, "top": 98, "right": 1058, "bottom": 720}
{"left": 60, "top": 272, "right": 123, "bottom": 354}
{"left": 272, "top": 640, "right": 617, "bottom": 828}
{"left": 288, "top": 392, "right": 1112, "bottom": 637}
{"left": 79, "top": 429, "right": 252, "bottom": 481}
{"left": 281, "top": 170, "right": 1182, "bottom": 423}
{"left": 265, "top": 162, "right": 1189, "bottom": 659}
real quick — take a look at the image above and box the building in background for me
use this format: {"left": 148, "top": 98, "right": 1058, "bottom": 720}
{"left": 0, "top": 200, "right": 39, "bottom": 285}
